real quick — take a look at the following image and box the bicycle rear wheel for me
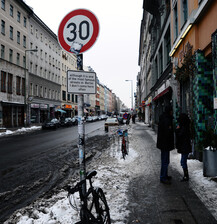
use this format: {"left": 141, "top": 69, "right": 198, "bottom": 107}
{"left": 96, "top": 188, "right": 111, "bottom": 224}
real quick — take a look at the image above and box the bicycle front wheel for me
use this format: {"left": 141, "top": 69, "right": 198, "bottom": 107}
{"left": 96, "top": 188, "right": 111, "bottom": 224}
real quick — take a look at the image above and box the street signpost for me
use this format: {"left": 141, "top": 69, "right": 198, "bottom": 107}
{"left": 58, "top": 9, "right": 99, "bottom": 191}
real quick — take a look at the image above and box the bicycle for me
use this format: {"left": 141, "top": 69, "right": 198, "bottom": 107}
{"left": 117, "top": 129, "right": 129, "bottom": 159}
{"left": 67, "top": 170, "right": 111, "bottom": 224}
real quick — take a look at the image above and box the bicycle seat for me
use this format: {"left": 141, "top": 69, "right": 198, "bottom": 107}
{"left": 86, "top": 170, "right": 97, "bottom": 180}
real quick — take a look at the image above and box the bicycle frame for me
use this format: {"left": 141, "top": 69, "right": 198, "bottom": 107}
{"left": 67, "top": 171, "right": 111, "bottom": 224}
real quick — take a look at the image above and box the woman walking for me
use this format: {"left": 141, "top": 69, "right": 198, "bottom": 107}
{"left": 175, "top": 113, "right": 192, "bottom": 181}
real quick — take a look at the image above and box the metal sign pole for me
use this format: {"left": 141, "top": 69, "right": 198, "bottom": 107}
{"left": 77, "top": 54, "right": 86, "bottom": 196}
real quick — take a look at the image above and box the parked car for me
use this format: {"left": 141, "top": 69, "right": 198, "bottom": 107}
{"left": 64, "top": 118, "right": 74, "bottom": 127}
{"left": 42, "top": 118, "right": 59, "bottom": 130}
{"left": 92, "top": 116, "right": 98, "bottom": 121}
{"left": 99, "top": 114, "right": 107, "bottom": 120}
{"left": 71, "top": 117, "right": 78, "bottom": 125}
{"left": 86, "top": 116, "right": 93, "bottom": 122}
{"left": 104, "top": 117, "right": 119, "bottom": 131}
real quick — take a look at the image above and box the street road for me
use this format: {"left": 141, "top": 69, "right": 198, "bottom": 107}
{"left": 0, "top": 120, "right": 107, "bottom": 223}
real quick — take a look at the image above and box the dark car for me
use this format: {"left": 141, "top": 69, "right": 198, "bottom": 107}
{"left": 42, "top": 118, "right": 59, "bottom": 130}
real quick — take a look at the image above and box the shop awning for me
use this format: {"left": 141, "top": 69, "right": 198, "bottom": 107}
{"left": 153, "top": 87, "right": 171, "bottom": 101}
{"left": 56, "top": 109, "right": 66, "bottom": 113}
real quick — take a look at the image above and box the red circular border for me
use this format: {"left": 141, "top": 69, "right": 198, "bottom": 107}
{"left": 58, "top": 9, "right": 99, "bottom": 54}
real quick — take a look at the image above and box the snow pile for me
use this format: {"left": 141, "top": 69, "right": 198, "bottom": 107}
{"left": 0, "top": 126, "right": 41, "bottom": 137}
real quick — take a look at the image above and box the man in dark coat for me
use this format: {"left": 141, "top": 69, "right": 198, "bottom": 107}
{"left": 157, "top": 105, "right": 174, "bottom": 184}
{"left": 175, "top": 113, "right": 192, "bottom": 181}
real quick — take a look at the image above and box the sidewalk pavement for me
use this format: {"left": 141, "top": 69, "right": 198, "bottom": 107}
{"left": 127, "top": 122, "right": 217, "bottom": 224}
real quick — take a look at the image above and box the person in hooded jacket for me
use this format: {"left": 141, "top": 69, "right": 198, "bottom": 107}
{"left": 175, "top": 113, "right": 192, "bottom": 181}
{"left": 157, "top": 105, "right": 175, "bottom": 184}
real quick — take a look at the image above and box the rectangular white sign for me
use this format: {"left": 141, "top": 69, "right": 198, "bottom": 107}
{"left": 67, "top": 70, "right": 96, "bottom": 94}
{"left": 214, "top": 98, "right": 217, "bottom": 109}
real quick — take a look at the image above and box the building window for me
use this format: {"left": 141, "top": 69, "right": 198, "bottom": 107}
{"left": 164, "top": 27, "right": 171, "bottom": 65}
{"left": 1, "top": 0, "right": 5, "bottom": 10}
{"left": 182, "top": 0, "right": 188, "bottom": 24}
{"left": 35, "top": 85, "right": 38, "bottom": 96}
{"left": 22, "top": 78, "right": 25, "bottom": 96}
{"left": 75, "top": 95, "right": 78, "bottom": 103}
{"left": 8, "top": 73, "right": 13, "bottom": 94}
{"left": 1, "top": 71, "right": 6, "bottom": 92}
{"left": 72, "top": 94, "right": 74, "bottom": 102}
{"left": 30, "top": 83, "right": 33, "bottom": 96}
{"left": 23, "top": 56, "right": 26, "bottom": 67}
{"left": 17, "top": 31, "right": 20, "bottom": 44}
{"left": 17, "top": 11, "right": 21, "bottom": 22}
{"left": 23, "top": 35, "right": 26, "bottom": 48}
{"left": 30, "top": 25, "right": 33, "bottom": 34}
{"left": 23, "top": 17, "right": 26, "bottom": 27}
{"left": 10, "top": 5, "right": 13, "bottom": 17}
{"left": 67, "top": 93, "right": 70, "bottom": 101}
{"left": 174, "top": 4, "right": 178, "bottom": 40}
{"left": 9, "top": 49, "right": 13, "bottom": 62}
{"left": 16, "top": 76, "right": 21, "bottom": 95}
{"left": 10, "top": 26, "right": 13, "bottom": 39}
{"left": 1, "top": 20, "right": 5, "bottom": 35}
{"left": 62, "top": 90, "right": 66, "bottom": 101}
{"left": 16, "top": 53, "right": 20, "bottom": 65}
{"left": 1, "top": 44, "right": 5, "bottom": 59}
{"left": 159, "top": 46, "right": 163, "bottom": 74}
{"left": 35, "top": 64, "right": 38, "bottom": 74}
{"left": 40, "top": 86, "right": 43, "bottom": 97}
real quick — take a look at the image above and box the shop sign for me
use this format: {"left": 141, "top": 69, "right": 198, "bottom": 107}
{"left": 64, "top": 104, "right": 72, "bottom": 109}
{"left": 31, "top": 104, "right": 40, "bottom": 108}
{"left": 40, "top": 104, "right": 48, "bottom": 109}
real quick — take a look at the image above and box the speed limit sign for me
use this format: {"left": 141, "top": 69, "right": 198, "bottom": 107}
{"left": 58, "top": 9, "right": 99, "bottom": 54}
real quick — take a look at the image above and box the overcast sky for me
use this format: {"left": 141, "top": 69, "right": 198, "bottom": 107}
{"left": 24, "top": 0, "right": 143, "bottom": 109}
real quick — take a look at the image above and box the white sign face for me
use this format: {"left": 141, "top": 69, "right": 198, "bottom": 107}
{"left": 214, "top": 98, "right": 217, "bottom": 109}
{"left": 67, "top": 70, "right": 96, "bottom": 94}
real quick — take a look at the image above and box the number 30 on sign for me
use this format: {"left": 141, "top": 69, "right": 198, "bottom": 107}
{"left": 58, "top": 9, "right": 99, "bottom": 54}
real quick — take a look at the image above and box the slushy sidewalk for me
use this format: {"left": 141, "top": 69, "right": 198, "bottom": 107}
{"left": 127, "top": 122, "right": 217, "bottom": 223}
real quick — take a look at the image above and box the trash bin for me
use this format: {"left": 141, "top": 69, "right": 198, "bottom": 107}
{"left": 203, "top": 148, "right": 217, "bottom": 177}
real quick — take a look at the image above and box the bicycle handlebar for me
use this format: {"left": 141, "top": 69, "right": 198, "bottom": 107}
{"left": 67, "top": 170, "right": 97, "bottom": 194}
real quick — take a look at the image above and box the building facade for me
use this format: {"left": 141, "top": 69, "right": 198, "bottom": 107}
{"left": 0, "top": 0, "right": 32, "bottom": 127}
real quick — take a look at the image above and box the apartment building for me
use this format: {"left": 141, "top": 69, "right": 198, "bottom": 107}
{"left": 169, "top": 0, "right": 217, "bottom": 153}
{"left": 0, "top": 0, "right": 32, "bottom": 127}
{"left": 28, "top": 13, "right": 62, "bottom": 124}
{"left": 139, "top": 0, "right": 172, "bottom": 130}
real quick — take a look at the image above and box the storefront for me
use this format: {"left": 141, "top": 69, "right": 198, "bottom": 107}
{"left": 152, "top": 86, "right": 172, "bottom": 130}
{"left": 1, "top": 102, "right": 24, "bottom": 127}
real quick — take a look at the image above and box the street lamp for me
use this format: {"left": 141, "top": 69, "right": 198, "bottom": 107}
{"left": 24, "top": 49, "right": 38, "bottom": 127}
{"left": 125, "top": 79, "right": 133, "bottom": 110}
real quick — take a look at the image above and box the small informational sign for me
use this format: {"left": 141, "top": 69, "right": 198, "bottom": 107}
{"left": 214, "top": 98, "right": 217, "bottom": 109}
{"left": 67, "top": 70, "right": 96, "bottom": 94}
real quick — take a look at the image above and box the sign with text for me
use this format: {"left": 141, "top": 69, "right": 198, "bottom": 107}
{"left": 67, "top": 70, "right": 96, "bottom": 94}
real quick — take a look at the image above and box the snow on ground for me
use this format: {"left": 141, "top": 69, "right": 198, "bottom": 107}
{"left": 3, "top": 124, "right": 217, "bottom": 223}
{"left": 0, "top": 126, "right": 41, "bottom": 137}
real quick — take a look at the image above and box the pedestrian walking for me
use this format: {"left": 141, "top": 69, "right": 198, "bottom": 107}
{"left": 175, "top": 113, "right": 192, "bottom": 182}
{"left": 157, "top": 105, "right": 174, "bottom": 184}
